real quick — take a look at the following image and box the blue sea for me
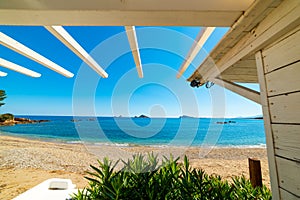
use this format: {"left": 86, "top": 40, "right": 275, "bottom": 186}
{"left": 0, "top": 116, "right": 266, "bottom": 148}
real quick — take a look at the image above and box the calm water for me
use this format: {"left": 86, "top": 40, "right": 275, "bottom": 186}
{"left": 0, "top": 116, "right": 266, "bottom": 147}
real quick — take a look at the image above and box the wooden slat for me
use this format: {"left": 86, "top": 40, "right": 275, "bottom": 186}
{"left": 189, "top": 0, "right": 300, "bottom": 83}
{"left": 269, "top": 92, "right": 300, "bottom": 124}
{"left": 276, "top": 156, "right": 300, "bottom": 197}
{"left": 206, "top": 0, "right": 300, "bottom": 81}
{"left": 45, "top": 26, "right": 108, "bottom": 78}
{"left": 263, "top": 27, "right": 300, "bottom": 73}
{"left": 0, "top": 32, "right": 73, "bottom": 78}
{"left": 0, "top": 0, "right": 253, "bottom": 11}
{"left": 0, "top": 58, "right": 41, "bottom": 78}
{"left": 177, "top": 27, "right": 215, "bottom": 78}
{"left": 125, "top": 26, "right": 143, "bottom": 78}
{"left": 273, "top": 124, "right": 300, "bottom": 162}
{"left": 0, "top": 70, "right": 7, "bottom": 77}
{"left": 218, "top": 75, "right": 257, "bottom": 83}
{"left": 209, "top": 0, "right": 281, "bottom": 63}
{"left": 280, "top": 188, "right": 300, "bottom": 200}
{"left": 0, "top": 10, "right": 241, "bottom": 27}
{"left": 188, "top": 0, "right": 283, "bottom": 82}
{"left": 266, "top": 61, "right": 300, "bottom": 96}
{"left": 213, "top": 78, "right": 261, "bottom": 104}
{"left": 255, "top": 50, "right": 280, "bottom": 199}
{"left": 0, "top": 0, "right": 254, "bottom": 26}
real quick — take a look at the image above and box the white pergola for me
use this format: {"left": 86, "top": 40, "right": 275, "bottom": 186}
{"left": 0, "top": 0, "right": 253, "bottom": 78}
{"left": 2, "top": 1, "right": 299, "bottom": 199}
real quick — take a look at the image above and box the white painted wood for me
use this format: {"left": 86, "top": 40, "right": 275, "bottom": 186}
{"left": 0, "top": 0, "right": 253, "bottom": 26}
{"left": 189, "top": 0, "right": 300, "bottom": 83}
{"left": 266, "top": 61, "right": 300, "bottom": 97}
{"left": 188, "top": 0, "right": 284, "bottom": 82}
{"left": 0, "top": 10, "right": 241, "bottom": 26}
{"left": 263, "top": 28, "right": 300, "bottom": 73}
{"left": 0, "top": 32, "right": 73, "bottom": 78}
{"left": 0, "top": 70, "right": 7, "bottom": 77}
{"left": 190, "top": 0, "right": 281, "bottom": 67}
{"left": 45, "top": 26, "right": 108, "bottom": 78}
{"left": 280, "top": 188, "right": 300, "bottom": 200}
{"left": 255, "top": 51, "right": 280, "bottom": 199}
{"left": 177, "top": 27, "right": 215, "bottom": 78}
{"left": 0, "top": 0, "right": 254, "bottom": 11}
{"left": 205, "top": 0, "right": 300, "bottom": 81}
{"left": 218, "top": 75, "right": 257, "bottom": 83}
{"left": 269, "top": 92, "right": 300, "bottom": 124}
{"left": 0, "top": 58, "right": 41, "bottom": 78}
{"left": 276, "top": 156, "right": 300, "bottom": 197}
{"left": 273, "top": 124, "right": 300, "bottom": 162}
{"left": 212, "top": 78, "right": 261, "bottom": 104}
{"left": 124, "top": 26, "right": 143, "bottom": 78}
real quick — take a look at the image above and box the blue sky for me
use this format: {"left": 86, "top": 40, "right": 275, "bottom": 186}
{"left": 0, "top": 26, "right": 262, "bottom": 118}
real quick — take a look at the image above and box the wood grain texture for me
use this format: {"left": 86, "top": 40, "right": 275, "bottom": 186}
{"left": 263, "top": 27, "right": 300, "bottom": 73}
{"left": 273, "top": 124, "right": 300, "bottom": 162}
{"left": 276, "top": 156, "right": 300, "bottom": 197}
{"left": 266, "top": 61, "right": 300, "bottom": 97}
{"left": 269, "top": 92, "right": 300, "bottom": 124}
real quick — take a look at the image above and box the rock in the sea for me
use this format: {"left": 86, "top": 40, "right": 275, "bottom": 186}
{"left": 134, "top": 114, "right": 150, "bottom": 118}
{"left": 0, "top": 116, "right": 50, "bottom": 126}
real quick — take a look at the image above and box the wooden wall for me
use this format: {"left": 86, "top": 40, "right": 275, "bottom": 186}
{"left": 257, "top": 25, "right": 300, "bottom": 199}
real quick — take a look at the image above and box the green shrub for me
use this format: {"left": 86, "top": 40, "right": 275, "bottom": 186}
{"left": 0, "top": 113, "right": 14, "bottom": 122}
{"left": 72, "top": 154, "right": 271, "bottom": 200}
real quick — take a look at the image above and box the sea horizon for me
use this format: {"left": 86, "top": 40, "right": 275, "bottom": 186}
{"left": 0, "top": 115, "right": 266, "bottom": 148}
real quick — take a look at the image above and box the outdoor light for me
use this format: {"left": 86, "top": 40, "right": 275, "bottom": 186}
{"left": 190, "top": 79, "right": 201, "bottom": 88}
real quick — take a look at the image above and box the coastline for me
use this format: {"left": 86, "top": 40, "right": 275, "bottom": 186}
{"left": 0, "top": 135, "right": 270, "bottom": 200}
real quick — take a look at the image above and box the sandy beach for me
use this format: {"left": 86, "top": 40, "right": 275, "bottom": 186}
{"left": 0, "top": 135, "right": 270, "bottom": 200}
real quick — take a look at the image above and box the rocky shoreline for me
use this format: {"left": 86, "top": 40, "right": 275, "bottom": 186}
{"left": 0, "top": 117, "right": 50, "bottom": 126}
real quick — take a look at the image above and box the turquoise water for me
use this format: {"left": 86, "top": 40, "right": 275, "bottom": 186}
{"left": 0, "top": 116, "right": 266, "bottom": 147}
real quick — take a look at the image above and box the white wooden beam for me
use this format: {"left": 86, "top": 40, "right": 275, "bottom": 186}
{"left": 0, "top": 70, "right": 7, "bottom": 77}
{"left": 45, "top": 26, "right": 108, "bottom": 78}
{"left": 255, "top": 50, "right": 280, "bottom": 199}
{"left": 203, "top": 0, "right": 300, "bottom": 81}
{"left": 125, "top": 26, "right": 143, "bottom": 78}
{"left": 0, "top": 32, "right": 73, "bottom": 78}
{"left": 177, "top": 27, "right": 215, "bottom": 78}
{"left": 212, "top": 78, "right": 261, "bottom": 104}
{"left": 0, "top": 58, "right": 41, "bottom": 77}
{"left": 0, "top": 0, "right": 254, "bottom": 26}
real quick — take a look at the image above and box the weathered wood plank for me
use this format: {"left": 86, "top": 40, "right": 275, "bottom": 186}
{"left": 273, "top": 124, "right": 300, "bottom": 162}
{"left": 219, "top": 75, "right": 258, "bottom": 83}
{"left": 263, "top": 28, "right": 300, "bottom": 73}
{"left": 188, "top": 0, "right": 282, "bottom": 82}
{"left": 266, "top": 61, "right": 300, "bottom": 96}
{"left": 213, "top": 78, "right": 261, "bottom": 104}
{"left": 280, "top": 188, "right": 300, "bottom": 200}
{"left": 276, "top": 156, "right": 300, "bottom": 197}
{"left": 209, "top": 0, "right": 282, "bottom": 61}
{"left": 255, "top": 51, "right": 280, "bottom": 199}
{"left": 269, "top": 92, "right": 300, "bottom": 124}
{"left": 189, "top": 0, "right": 300, "bottom": 83}
{"left": 206, "top": 0, "right": 300, "bottom": 80}
{"left": 0, "top": 10, "right": 241, "bottom": 27}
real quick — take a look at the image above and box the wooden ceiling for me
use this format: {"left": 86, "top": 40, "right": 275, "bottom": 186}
{"left": 188, "top": 0, "right": 284, "bottom": 84}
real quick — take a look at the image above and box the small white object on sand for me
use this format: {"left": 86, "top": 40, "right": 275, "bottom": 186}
{"left": 13, "top": 178, "right": 77, "bottom": 200}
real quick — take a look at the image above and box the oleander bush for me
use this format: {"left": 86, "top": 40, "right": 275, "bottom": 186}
{"left": 72, "top": 153, "right": 271, "bottom": 200}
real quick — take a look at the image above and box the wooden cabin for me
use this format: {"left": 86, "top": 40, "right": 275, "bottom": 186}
{"left": 0, "top": 0, "right": 299, "bottom": 199}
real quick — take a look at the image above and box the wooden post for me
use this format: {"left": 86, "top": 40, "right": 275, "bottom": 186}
{"left": 248, "top": 158, "right": 263, "bottom": 188}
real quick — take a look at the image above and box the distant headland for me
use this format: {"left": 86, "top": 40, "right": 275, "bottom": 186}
{"left": 0, "top": 113, "right": 50, "bottom": 126}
